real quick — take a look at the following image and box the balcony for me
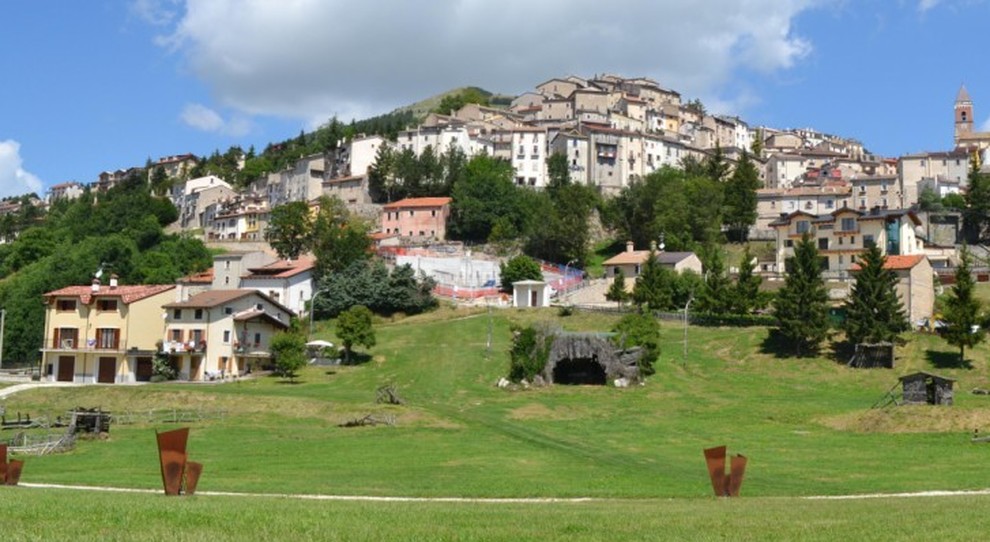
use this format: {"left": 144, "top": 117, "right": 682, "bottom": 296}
{"left": 162, "top": 340, "right": 207, "bottom": 354}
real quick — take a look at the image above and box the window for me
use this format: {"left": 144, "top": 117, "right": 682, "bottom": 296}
{"left": 818, "top": 238, "right": 828, "bottom": 250}
{"left": 191, "top": 329, "right": 203, "bottom": 343}
{"left": 96, "top": 328, "right": 119, "bottom": 350}
{"left": 838, "top": 237, "right": 844, "bottom": 245}
{"left": 256, "top": 303, "right": 264, "bottom": 310}
{"left": 863, "top": 235, "right": 874, "bottom": 248}
{"left": 840, "top": 217, "right": 856, "bottom": 231}
{"left": 56, "top": 299, "right": 77, "bottom": 311}
{"left": 431, "top": 209, "right": 436, "bottom": 217}
{"left": 796, "top": 221, "right": 810, "bottom": 234}
{"left": 409, "top": 210, "right": 414, "bottom": 217}
{"left": 224, "top": 307, "right": 233, "bottom": 315}
{"left": 194, "top": 309, "right": 204, "bottom": 320}
{"left": 785, "top": 240, "right": 794, "bottom": 248}
{"left": 170, "top": 329, "right": 183, "bottom": 343}
{"left": 97, "top": 299, "right": 118, "bottom": 311}
{"left": 224, "top": 276, "right": 230, "bottom": 285}
{"left": 838, "top": 255, "right": 844, "bottom": 264}
{"left": 254, "top": 332, "right": 262, "bottom": 346}
{"left": 825, "top": 200, "right": 834, "bottom": 209}
{"left": 225, "top": 261, "right": 230, "bottom": 270}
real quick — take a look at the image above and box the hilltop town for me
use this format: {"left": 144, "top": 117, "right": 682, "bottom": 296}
{"left": 1, "top": 73, "right": 989, "bottom": 378}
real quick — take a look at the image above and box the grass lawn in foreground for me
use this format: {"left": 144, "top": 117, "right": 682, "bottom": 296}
{"left": 5, "top": 308, "right": 990, "bottom": 501}
{"left": 2, "top": 487, "right": 989, "bottom": 541}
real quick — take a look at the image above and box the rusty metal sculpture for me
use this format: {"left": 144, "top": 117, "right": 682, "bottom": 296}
{"left": 0, "top": 443, "right": 24, "bottom": 486}
{"left": 703, "top": 445, "right": 747, "bottom": 497}
{"left": 155, "top": 428, "right": 202, "bottom": 496}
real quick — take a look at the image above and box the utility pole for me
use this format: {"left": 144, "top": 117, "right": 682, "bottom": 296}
{"left": 683, "top": 295, "right": 693, "bottom": 362}
{"left": 0, "top": 308, "right": 5, "bottom": 369}
{"left": 308, "top": 290, "right": 321, "bottom": 339}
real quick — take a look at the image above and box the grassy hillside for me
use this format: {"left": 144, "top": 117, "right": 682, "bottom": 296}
{"left": 393, "top": 86, "right": 510, "bottom": 119}
{"left": 5, "top": 307, "right": 990, "bottom": 537}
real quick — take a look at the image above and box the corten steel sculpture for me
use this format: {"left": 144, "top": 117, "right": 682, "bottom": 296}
{"left": 155, "top": 428, "right": 202, "bottom": 496}
{"left": 703, "top": 445, "right": 747, "bottom": 497}
{"left": 0, "top": 443, "right": 24, "bottom": 486}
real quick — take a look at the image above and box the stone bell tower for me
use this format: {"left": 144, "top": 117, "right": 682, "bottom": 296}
{"left": 955, "top": 85, "right": 974, "bottom": 146}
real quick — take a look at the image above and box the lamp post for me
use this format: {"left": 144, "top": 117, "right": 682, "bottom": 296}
{"left": 563, "top": 259, "right": 578, "bottom": 301}
{"left": 683, "top": 294, "right": 693, "bottom": 362}
{"left": 308, "top": 290, "right": 322, "bottom": 339}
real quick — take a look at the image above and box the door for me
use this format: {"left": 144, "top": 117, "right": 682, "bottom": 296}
{"left": 57, "top": 356, "right": 75, "bottom": 382}
{"left": 135, "top": 357, "right": 154, "bottom": 382}
{"left": 190, "top": 356, "right": 202, "bottom": 381}
{"left": 530, "top": 290, "right": 538, "bottom": 307}
{"left": 98, "top": 357, "right": 116, "bottom": 384}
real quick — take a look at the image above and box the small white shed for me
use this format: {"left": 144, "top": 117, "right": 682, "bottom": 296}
{"left": 512, "top": 280, "right": 550, "bottom": 308}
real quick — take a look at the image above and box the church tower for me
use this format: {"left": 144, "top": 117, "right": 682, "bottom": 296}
{"left": 955, "top": 85, "right": 974, "bottom": 146}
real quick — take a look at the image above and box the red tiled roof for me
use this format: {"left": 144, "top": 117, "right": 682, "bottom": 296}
{"left": 179, "top": 268, "right": 214, "bottom": 284}
{"left": 850, "top": 254, "right": 925, "bottom": 272}
{"left": 243, "top": 257, "right": 315, "bottom": 279}
{"left": 382, "top": 197, "right": 452, "bottom": 210}
{"left": 44, "top": 284, "right": 175, "bottom": 305}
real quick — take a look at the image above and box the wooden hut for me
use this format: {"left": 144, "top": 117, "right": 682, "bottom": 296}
{"left": 898, "top": 371, "right": 955, "bottom": 406}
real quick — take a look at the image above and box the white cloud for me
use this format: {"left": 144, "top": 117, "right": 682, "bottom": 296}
{"left": 918, "top": 0, "right": 942, "bottom": 11}
{"left": 982, "top": 116, "right": 990, "bottom": 132}
{"left": 180, "top": 103, "right": 252, "bottom": 136}
{"left": 130, "top": 0, "right": 180, "bottom": 26}
{"left": 0, "top": 140, "right": 44, "bottom": 198}
{"left": 159, "top": 0, "right": 830, "bottom": 122}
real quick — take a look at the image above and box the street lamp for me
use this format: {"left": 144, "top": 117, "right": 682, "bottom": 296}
{"left": 308, "top": 290, "right": 322, "bottom": 339}
{"left": 563, "top": 259, "right": 578, "bottom": 301}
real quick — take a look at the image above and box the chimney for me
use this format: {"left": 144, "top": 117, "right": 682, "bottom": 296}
{"left": 626, "top": 240, "right": 634, "bottom": 253}
{"left": 91, "top": 278, "right": 101, "bottom": 293}
{"left": 109, "top": 274, "right": 119, "bottom": 289}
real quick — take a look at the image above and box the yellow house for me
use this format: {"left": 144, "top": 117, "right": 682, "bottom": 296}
{"left": 41, "top": 279, "right": 176, "bottom": 384}
{"left": 161, "top": 289, "right": 293, "bottom": 381}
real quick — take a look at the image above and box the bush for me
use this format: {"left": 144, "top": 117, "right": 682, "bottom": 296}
{"left": 508, "top": 325, "right": 553, "bottom": 382}
{"left": 152, "top": 353, "right": 177, "bottom": 381}
{"left": 500, "top": 255, "right": 543, "bottom": 292}
{"left": 612, "top": 312, "right": 661, "bottom": 376}
{"left": 271, "top": 330, "right": 307, "bottom": 381}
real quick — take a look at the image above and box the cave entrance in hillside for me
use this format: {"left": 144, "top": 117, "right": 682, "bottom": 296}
{"left": 552, "top": 357, "right": 607, "bottom": 385}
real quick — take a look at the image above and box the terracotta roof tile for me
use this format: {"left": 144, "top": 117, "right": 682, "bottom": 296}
{"left": 850, "top": 254, "right": 925, "bottom": 272}
{"left": 382, "top": 197, "right": 452, "bottom": 210}
{"left": 44, "top": 284, "right": 175, "bottom": 305}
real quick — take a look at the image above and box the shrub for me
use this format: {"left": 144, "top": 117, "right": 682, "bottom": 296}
{"left": 612, "top": 311, "right": 661, "bottom": 376}
{"left": 508, "top": 325, "right": 553, "bottom": 382}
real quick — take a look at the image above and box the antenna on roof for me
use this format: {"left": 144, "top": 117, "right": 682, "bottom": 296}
{"left": 94, "top": 262, "right": 107, "bottom": 280}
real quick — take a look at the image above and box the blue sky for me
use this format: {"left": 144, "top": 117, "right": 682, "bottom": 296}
{"left": 1, "top": 0, "right": 988, "bottom": 199}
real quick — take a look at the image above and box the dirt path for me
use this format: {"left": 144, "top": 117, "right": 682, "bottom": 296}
{"left": 0, "top": 382, "right": 83, "bottom": 400}
{"left": 18, "top": 482, "right": 990, "bottom": 503}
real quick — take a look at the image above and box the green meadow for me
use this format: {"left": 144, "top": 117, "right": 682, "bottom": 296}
{"left": 3, "top": 306, "right": 990, "bottom": 539}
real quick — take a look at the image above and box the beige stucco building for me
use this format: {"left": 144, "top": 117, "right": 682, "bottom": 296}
{"left": 41, "top": 280, "right": 176, "bottom": 384}
{"left": 161, "top": 290, "right": 293, "bottom": 381}
{"left": 381, "top": 197, "right": 452, "bottom": 240}
{"left": 851, "top": 255, "right": 934, "bottom": 326}
{"left": 602, "top": 242, "right": 703, "bottom": 279}
{"left": 770, "top": 208, "right": 922, "bottom": 276}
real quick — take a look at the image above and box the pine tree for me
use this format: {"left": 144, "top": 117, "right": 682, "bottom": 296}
{"left": 632, "top": 250, "right": 677, "bottom": 311}
{"left": 696, "top": 247, "right": 732, "bottom": 314}
{"left": 963, "top": 153, "right": 990, "bottom": 243}
{"left": 723, "top": 151, "right": 761, "bottom": 243}
{"left": 943, "top": 246, "right": 984, "bottom": 363}
{"left": 605, "top": 269, "right": 630, "bottom": 308}
{"left": 843, "top": 245, "right": 908, "bottom": 345}
{"left": 773, "top": 234, "right": 830, "bottom": 356}
{"left": 731, "top": 246, "right": 765, "bottom": 315}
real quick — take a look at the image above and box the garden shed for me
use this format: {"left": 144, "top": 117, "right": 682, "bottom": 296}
{"left": 899, "top": 371, "right": 955, "bottom": 406}
{"left": 512, "top": 280, "right": 550, "bottom": 308}
{"left": 542, "top": 332, "right": 641, "bottom": 385}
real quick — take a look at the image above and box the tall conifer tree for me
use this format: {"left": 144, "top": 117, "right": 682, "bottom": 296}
{"left": 943, "top": 246, "right": 984, "bottom": 363}
{"left": 843, "top": 245, "right": 908, "bottom": 345}
{"left": 773, "top": 234, "right": 830, "bottom": 356}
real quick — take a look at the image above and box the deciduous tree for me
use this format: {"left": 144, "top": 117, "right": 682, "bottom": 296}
{"left": 265, "top": 201, "right": 313, "bottom": 259}
{"left": 336, "top": 305, "right": 376, "bottom": 364}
